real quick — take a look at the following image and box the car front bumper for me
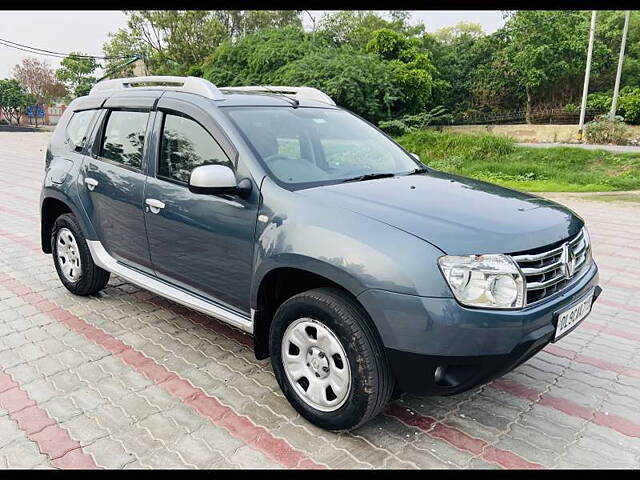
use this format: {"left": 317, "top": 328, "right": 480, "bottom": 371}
{"left": 357, "top": 262, "right": 601, "bottom": 395}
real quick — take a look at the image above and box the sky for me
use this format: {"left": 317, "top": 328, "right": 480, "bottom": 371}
{"left": 0, "top": 10, "right": 506, "bottom": 79}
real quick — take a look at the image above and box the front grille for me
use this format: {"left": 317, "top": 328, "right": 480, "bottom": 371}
{"left": 510, "top": 228, "right": 591, "bottom": 305}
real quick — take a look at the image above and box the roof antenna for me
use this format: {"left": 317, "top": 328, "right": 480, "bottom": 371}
{"left": 257, "top": 84, "right": 299, "bottom": 108}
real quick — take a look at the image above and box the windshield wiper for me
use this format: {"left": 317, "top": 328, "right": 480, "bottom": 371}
{"left": 406, "top": 167, "right": 428, "bottom": 175}
{"left": 342, "top": 172, "right": 396, "bottom": 183}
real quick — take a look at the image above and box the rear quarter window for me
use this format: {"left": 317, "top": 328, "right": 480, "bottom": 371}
{"left": 65, "top": 110, "right": 95, "bottom": 151}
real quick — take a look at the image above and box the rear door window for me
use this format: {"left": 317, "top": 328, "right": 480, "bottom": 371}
{"left": 99, "top": 110, "right": 149, "bottom": 170}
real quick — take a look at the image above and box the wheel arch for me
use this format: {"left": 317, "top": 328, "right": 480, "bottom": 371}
{"left": 40, "top": 190, "right": 94, "bottom": 254}
{"left": 251, "top": 256, "right": 371, "bottom": 360}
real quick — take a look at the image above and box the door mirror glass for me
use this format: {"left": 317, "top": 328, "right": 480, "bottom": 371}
{"left": 189, "top": 164, "right": 238, "bottom": 195}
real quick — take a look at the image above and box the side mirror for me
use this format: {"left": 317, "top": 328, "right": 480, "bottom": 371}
{"left": 411, "top": 153, "right": 420, "bottom": 162}
{"left": 188, "top": 164, "right": 252, "bottom": 197}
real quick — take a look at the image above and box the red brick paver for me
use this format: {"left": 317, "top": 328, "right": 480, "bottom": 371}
{"left": 0, "top": 370, "right": 99, "bottom": 468}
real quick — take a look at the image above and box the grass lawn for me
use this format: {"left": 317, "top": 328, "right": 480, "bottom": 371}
{"left": 395, "top": 130, "right": 640, "bottom": 192}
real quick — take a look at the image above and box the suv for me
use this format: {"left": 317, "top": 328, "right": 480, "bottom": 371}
{"left": 41, "top": 76, "right": 601, "bottom": 431}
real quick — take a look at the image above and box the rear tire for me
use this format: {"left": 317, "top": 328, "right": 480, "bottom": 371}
{"left": 51, "top": 213, "right": 110, "bottom": 296}
{"left": 269, "top": 287, "right": 394, "bottom": 431}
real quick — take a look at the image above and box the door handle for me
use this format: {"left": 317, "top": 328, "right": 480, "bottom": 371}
{"left": 84, "top": 177, "right": 98, "bottom": 191}
{"left": 145, "top": 198, "right": 165, "bottom": 214}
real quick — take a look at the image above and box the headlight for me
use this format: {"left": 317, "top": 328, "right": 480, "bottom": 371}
{"left": 438, "top": 254, "right": 526, "bottom": 309}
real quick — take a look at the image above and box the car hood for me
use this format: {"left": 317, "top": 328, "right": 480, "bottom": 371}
{"left": 296, "top": 171, "right": 583, "bottom": 254}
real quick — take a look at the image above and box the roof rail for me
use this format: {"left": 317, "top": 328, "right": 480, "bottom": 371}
{"left": 89, "top": 76, "right": 225, "bottom": 100}
{"left": 219, "top": 86, "right": 336, "bottom": 106}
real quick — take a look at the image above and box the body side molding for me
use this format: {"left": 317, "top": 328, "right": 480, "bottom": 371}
{"left": 86, "top": 240, "right": 253, "bottom": 333}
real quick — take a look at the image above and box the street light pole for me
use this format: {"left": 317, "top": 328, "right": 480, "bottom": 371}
{"left": 610, "top": 11, "right": 631, "bottom": 120}
{"left": 578, "top": 11, "right": 597, "bottom": 141}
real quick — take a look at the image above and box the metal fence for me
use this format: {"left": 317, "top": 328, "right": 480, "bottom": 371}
{"left": 450, "top": 108, "right": 608, "bottom": 126}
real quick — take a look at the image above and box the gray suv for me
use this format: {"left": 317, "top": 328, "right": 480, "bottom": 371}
{"left": 40, "top": 76, "right": 601, "bottom": 431}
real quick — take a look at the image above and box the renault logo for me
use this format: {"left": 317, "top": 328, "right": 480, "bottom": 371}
{"left": 561, "top": 242, "right": 576, "bottom": 279}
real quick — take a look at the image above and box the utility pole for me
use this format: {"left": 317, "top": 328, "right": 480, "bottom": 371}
{"left": 578, "top": 11, "right": 597, "bottom": 141}
{"left": 610, "top": 11, "right": 631, "bottom": 120}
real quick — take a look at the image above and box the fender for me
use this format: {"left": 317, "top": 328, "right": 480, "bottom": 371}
{"left": 251, "top": 253, "right": 367, "bottom": 310}
{"left": 40, "top": 185, "right": 97, "bottom": 253}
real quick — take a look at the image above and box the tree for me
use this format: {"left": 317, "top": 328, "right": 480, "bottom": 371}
{"left": 211, "top": 10, "right": 302, "bottom": 39}
{"left": 498, "top": 11, "right": 609, "bottom": 122}
{"left": 0, "top": 79, "right": 31, "bottom": 125}
{"left": 13, "top": 58, "right": 66, "bottom": 127}
{"left": 56, "top": 52, "right": 100, "bottom": 99}
{"left": 431, "top": 21, "right": 485, "bottom": 45}
{"left": 103, "top": 10, "right": 226, "bottom": 76}
{"left": 417, "top": 11, "right": 640, "bottom": 121}
{"left": 102, "top": 10, "right": 303, "bottom": 77}
{"left": 366, "top": 29, "right": 438, "bottom": 114}
{"left": 99, "top": 8, "right": 640, "bottom": 125}
{"left": 102, "top": 28, "right": 147, "bottom": 78}
{"left": 274, "top": 50, "right": 399, "bottom": 123}
{"left": 591, "top": 10, "right": 640, "bottom": 92}
{"left": 422, "top": 23, "right": 501, "bottom": 114}
{"left": 203, "top": 27, "right": 316, "bottom": 87}
{"left": 317, "top": 11, "right": 424, "bottom": 50}
{"left": 202, "top": 25, "right": 437, "bottom": 123}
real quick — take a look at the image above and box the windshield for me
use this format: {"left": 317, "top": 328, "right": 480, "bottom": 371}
{"left": 223, "top": 107, "right": 422, "bottom": 188}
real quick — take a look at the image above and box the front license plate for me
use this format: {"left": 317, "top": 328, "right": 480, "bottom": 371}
{"left": 554, "top": 289, "right": 594, "bottom": 342}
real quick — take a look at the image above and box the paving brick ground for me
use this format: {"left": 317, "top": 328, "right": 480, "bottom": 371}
{"left": 1, "top": 131, "right": 639, "bottom": 469}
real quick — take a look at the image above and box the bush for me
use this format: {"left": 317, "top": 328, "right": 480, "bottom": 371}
{"left": 586, "top": 92, "right": 612, "bottom": 111}
{"left": 186, "top": 65, "right": 204, "bottom": 77}
{"left": 584, "top": 114, "right": 630, "bottom": 145}
{"left": 378, "top": 106, "right": 452, "bottom": 135}
{"left": 618, "top": 87, "right": 640, "bottom": 124}
{"left": 377, "top": 119, "right": 411, "bottom": 136}
{"left": 585, "top": 87, "right": 640, "bottom": 124}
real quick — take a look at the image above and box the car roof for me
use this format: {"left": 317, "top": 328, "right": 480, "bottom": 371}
{"left": 68, "top": 88, "right": 338, "bottom": 112}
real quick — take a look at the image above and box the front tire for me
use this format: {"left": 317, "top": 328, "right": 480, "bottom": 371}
{"left": 269, "top": 287, "right": 394, "bottom": 431}
{"left": 51, "top": 213, "right": 110, "bottom": 296}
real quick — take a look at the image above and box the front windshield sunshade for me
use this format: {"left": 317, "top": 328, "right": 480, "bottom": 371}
{"left": 223, "top": 107, "right": 422, "bottom": 188}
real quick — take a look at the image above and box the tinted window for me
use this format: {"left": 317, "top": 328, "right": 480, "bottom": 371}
{"left": 158, "top": 113, "right": 231, "bottom": 183}
{"left": 100, "top": 110, "right": 148, "bottom": 170}
{"left": 66, "top": 110, "right": 95, "bottom": 151}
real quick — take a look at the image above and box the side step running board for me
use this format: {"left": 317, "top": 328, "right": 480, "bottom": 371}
{"left": 86, "top": 240, "right": 253, "bottom": 334}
